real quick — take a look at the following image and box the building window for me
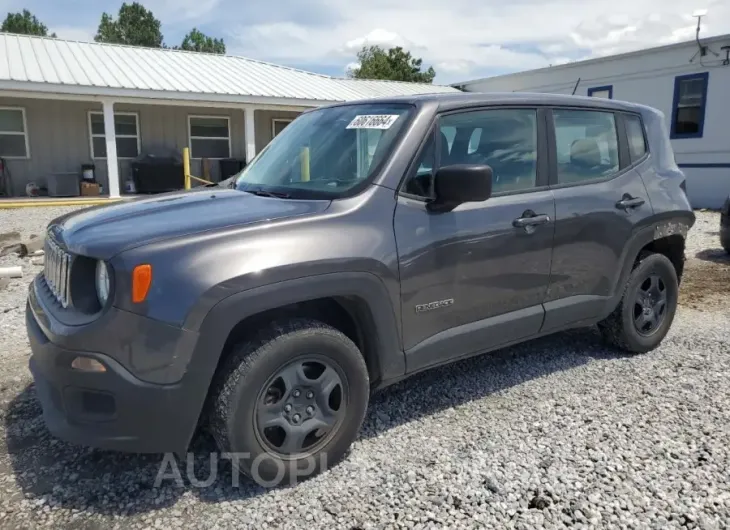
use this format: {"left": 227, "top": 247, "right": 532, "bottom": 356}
{"left": 89, "top": 112, "right": 140, "bottom": 159}
{"left": 188, "top": 116, "right": 231, "bottom": 158}
{"left": 0, "top": 107, "right": 29, "bottom": 158}
{"left": 671, "top": 72, "right": 709, "bottom": 139}
{"left": 553, "top": 109, "right": 619, "bottom": 184}
{"left": 587, "top": 85, "right": 613, "bottom": 99}
{"left": 272, "top": 119, "right": 292, "bottom": 138}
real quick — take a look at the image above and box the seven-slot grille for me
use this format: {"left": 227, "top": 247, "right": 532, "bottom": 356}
{"left": 43, "top": 236, "right": 72, "bottom": 308}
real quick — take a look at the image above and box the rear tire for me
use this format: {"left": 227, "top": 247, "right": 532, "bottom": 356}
{"left": 598, "top": 253, "right": 679, "bottom": 353}
{"left": 208, "top": 318, "right": 369, "bottom": 487}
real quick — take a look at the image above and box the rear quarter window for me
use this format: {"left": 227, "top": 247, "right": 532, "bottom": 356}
{"left": 625, "top": 114, "right": 648, "bottom": 163}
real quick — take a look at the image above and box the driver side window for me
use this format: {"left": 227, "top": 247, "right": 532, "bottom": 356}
{"left": 402, "top": 134, "right": 436, "bottom": 198}
{"left": 401, "top": 108, "right": 539, "bottom": 199}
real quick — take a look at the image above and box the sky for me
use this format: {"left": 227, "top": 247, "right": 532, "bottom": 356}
{"left": 2, "top": 0, "right": 729, "bottom": 84}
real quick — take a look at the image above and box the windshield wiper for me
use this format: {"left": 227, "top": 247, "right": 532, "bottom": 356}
{"left": 244, "top": 189, "right": 291, "bottom": 199}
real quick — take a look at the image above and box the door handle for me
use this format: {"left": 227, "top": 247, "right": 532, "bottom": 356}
{"left": 513, "top": 213, "right": 551, "bottom": 228}
{"left": 616, "top": 196, "right": 645, "bottom": 210}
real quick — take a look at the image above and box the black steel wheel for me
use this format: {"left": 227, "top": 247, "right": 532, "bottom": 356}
{"left": 255, "top": 356, "right": 347, "bottom": 457}
{"left": 208, "top": 318, "right": 369, "bottom": 487}
{"left": 599, "top": 252, "right": 679, "bottom": 353}
{"left": 633, "top": 274, "right": 668, "bottom": 336}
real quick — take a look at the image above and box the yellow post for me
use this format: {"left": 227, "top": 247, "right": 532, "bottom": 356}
{"left": 300, "top": 146, "right": 310, "bottom": 182}
{"left": 183, "top": 147, "right": 191, "bottom": 190}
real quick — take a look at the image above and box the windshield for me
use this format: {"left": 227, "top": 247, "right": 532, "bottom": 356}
{"left": 234, "top": 103, "right": 414, "bottom": 199}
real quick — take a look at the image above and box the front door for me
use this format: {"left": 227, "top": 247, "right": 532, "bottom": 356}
{"left": 542, "top": 108, "right": 653, "bottom": 331}
{"left": 395, "top": 107, "right": 555, "bottom": 373}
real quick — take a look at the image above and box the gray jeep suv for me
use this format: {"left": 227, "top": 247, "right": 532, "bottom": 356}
{"left": 26, "top": 93, "right": 694, "bottom": 485}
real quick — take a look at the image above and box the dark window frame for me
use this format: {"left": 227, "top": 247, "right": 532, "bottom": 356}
{"left": 546, "top": 107, "right": 625, "bottom": 188}
{"left": 587, "top": 85, "right": 614, "bottom": 99}
{"left": 398, "top": 105, "right": 550, "bottom": 202}
{"left": 670, "top": 72, "right": 709, "bottom": 140}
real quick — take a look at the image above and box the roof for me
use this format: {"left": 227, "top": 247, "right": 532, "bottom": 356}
{"left": 0, "top": 33, "right": 458, "bottom": 106}
{"left": 453, "top": 32, "right": 730, "bottom": 87}
{"left": 348, "top": 91, "right": 652, "bottom": 113}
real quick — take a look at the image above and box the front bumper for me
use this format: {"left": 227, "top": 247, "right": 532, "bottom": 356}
{"left": 26, "top": 278, "right": 201, "bottom": 454}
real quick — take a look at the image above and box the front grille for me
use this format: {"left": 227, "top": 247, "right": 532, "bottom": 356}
{"left": 43, "top": 235, "right": 72, "bottom": 308}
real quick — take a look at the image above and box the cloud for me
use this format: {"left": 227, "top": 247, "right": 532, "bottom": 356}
{"left": 145, "top": 0, "right": 222, "bottom": 23}
{"left": 53, "top": 26, "right": 95, "bottom": 43}
{"left": 27, "top": 0, "right": 730, "bottom": 85}
{"left": 225, "top": 0, "right": 730, "bottom": 83}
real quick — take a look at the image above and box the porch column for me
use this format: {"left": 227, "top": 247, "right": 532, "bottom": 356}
{"left": 102, "top": 99, "right": 120, "bottom": 198}
{"left": 244, "top": 106, "right": 256, "bottom": 164}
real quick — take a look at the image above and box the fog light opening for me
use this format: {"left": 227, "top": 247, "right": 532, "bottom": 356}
{"left": 71, "top": 357, "right": 107, "bottom": 373}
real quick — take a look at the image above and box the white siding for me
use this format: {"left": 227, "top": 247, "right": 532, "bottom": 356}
{"left": 459, "top": 35, "right": 730, "bottom": 209}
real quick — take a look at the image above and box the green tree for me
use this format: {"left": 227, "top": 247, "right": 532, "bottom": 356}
{"left": 94, "top": 2, "right": 163, "bottom": 47}
{"left": 179, "top": 28, "right": 225, "bottom": 54}
{"left": 348, "top": 45, "right": 436, "bottom": 83}
{"left": 1, "top": 9, "right": 56, "bottom": 37}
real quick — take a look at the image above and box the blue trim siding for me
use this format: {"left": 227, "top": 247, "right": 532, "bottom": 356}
{"left": 670, "top": 72, "right": 709, "bottom": 140}
{"left": 587, "top": 85, "right": 613, "bottom": 99}
{"left": 677, "top": 163, "right": 730, "bottom": 168}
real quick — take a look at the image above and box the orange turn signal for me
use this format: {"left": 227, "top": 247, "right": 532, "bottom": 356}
{"left": 132, "top": 264, "right": 152, "bottom": 303}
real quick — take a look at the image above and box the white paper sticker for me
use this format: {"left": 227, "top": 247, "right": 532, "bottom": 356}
{"left": 346, "top": 114, "right": 400, "bottom": 130}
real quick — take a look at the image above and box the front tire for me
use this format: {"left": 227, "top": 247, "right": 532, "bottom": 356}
{"left": 208, "top": 318, "right": 369, "bottom": 487}
{"left": 598, "top": 253, "right": 679, "bottom": 353}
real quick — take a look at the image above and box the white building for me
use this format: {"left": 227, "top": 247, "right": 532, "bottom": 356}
{"left": 454, "top": 34, "right": 730, "bottom": 209}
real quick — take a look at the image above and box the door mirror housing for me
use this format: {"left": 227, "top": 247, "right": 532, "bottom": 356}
{"left": 430, "top": 164, "right": 493, "bottom": 212}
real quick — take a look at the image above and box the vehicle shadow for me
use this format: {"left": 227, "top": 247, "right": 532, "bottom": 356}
{"left": 695, "top": 248, "right": 730, "bottom": 264}
{"left": 4, "top": 327, "right": 626, "bottom": 516}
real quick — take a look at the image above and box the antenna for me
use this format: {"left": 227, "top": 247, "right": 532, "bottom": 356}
{"left": 690, "top": 9, "right": 720, "bottom": 62}
{"left": 571, "top": 77, "right": 581, "bottom": 96}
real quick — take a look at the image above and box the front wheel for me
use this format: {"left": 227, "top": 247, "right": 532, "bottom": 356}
{"left": 598, "top": 253, "right": 679, "bottom": 353}
{"left": 208, "top": 318, "right": 370, "bottom": 487}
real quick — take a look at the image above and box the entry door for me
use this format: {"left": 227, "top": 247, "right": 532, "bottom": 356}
{"left": 541, "top": 108, "right": 653, "bottom": 331}
{"left": 396, "top": 107, "right": 555, "bottom": 372}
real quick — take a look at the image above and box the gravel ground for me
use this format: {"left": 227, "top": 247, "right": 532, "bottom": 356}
{"left": 0, "top": 208, "right": 729, "bottom": 529}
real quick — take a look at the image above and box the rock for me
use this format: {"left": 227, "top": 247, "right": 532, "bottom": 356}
{"left": 0, "top": 243, "right": 23, "bottom": 257}
{"left": 0, "top": 231, "right": 20, "bottom": 244}
{"left": 19, "top": 236, "right": 45, "bottom": 257}
{"left": 0, "top": 278, "right": 10, "bottom": 291}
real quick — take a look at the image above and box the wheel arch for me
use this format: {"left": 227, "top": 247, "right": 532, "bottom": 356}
{"left": 603, "top": 213, "right": 692, "bottom": 320}
{"left": 175, "top": 272, "right": 404, "bottom": 450}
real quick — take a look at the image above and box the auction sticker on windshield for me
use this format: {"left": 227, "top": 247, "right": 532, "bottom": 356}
{"left": 346, "top": 115, "right": 400, "bottom": 129}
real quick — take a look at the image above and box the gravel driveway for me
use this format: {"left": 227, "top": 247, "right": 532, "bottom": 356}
{"left": 1, "top": 208, "right": 729, "bottom": 529}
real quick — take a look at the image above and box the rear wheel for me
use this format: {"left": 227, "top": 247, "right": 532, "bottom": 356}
{"left": 208, "top": 318, "right": 369, "bottom": 487}
{"left": 598, "top": 253, "right": 679, "bottom": 353}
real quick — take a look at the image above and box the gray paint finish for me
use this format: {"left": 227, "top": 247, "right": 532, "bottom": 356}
{"left": 26, "top": 92, "right": 695, "bottom": 456}
{"left": 0, "top": 97, "right": 301, "bottom": 195}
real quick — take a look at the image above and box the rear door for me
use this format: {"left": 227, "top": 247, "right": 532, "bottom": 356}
{"left": 542, "top": 107, "right": 653, "bottom": 332}
{"left": 395, "top": 107, "right": 556, "bottom": 372}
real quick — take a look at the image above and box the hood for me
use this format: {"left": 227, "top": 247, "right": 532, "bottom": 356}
{"left": 50, "top": 189, "right": 331, "bottom": 259}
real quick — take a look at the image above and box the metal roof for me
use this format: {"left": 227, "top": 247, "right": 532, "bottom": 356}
{"left": 0, "top": 33, "right": 458, "bottom": 105}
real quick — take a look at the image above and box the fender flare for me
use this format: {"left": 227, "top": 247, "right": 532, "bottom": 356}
{"left": 175, "top": 271, "right": 404, "bottom": 449}
{"left": 601, "top": 213, "right": 692, "bottom": 320}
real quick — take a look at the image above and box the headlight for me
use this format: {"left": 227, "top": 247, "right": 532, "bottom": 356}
{"left": 95, "top": 260, "right": 110, "bottom": 306}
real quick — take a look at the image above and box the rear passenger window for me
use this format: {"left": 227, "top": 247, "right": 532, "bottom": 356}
{"left": 553, "top": 109, "right": 619, "bottom": 184}
{"left": 625, "top": 114, "right": 647, "bottom": 162}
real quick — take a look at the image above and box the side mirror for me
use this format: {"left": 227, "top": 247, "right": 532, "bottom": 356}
{"left": 430, "top": 164, "right": 493, "bottom": 212}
